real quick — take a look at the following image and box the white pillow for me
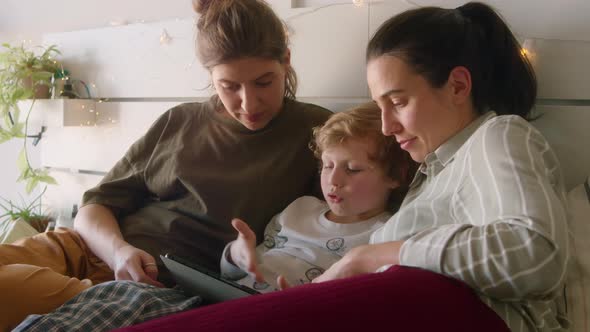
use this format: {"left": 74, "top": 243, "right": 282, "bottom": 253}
{"left": 566, "top": 175, "right": 590, "bottom": 332}
{"left": 0, "top": 218, "right": 39, "bottom": 244}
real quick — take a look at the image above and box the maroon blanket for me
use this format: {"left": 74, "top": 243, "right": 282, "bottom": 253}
{"left": 113, "top": 265, "right": 509, "bottom": 332}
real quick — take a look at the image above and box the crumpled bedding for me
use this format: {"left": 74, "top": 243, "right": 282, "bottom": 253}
{"left": 13, "top": 280, "right": 201, "bottom": 332}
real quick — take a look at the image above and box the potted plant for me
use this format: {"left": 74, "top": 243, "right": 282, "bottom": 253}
{"left": 0, "top": 187, "right": 52, "bottom": 234}
{"left": 0, "top": 43, "right": 61, "bottom": 100}
{"left": 0, "top": 43, "right": 59, "bottom": 193}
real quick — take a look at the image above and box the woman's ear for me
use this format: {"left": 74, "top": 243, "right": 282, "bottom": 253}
{"left": 283, "top": 48, "right": 291, "bottom": 66}
{"left": 447, "top": 66, "right": 472, "bottom": 106}
{"left": 387, "top": 179, "right": 400, "bottom": 190}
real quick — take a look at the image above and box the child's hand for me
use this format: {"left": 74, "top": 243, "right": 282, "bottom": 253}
{"left": 229, "top": 218, "right": 265, "bottom": 282}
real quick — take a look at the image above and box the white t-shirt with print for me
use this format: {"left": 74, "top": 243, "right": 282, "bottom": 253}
{"left": 221, "top": 196, "right": 390, "bottom": 293}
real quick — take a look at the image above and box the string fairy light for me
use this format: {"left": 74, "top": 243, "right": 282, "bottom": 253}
{"left": 159, "top": 29, "right": 172, "bottom": 45}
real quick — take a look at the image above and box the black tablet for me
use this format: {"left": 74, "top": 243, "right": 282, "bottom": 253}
{"left": 160, "top": 253, "right": 259, "bottom": 304}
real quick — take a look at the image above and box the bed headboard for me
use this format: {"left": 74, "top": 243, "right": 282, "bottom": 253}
{"left": 29, "top": 3, "right": 589, "bottom": 228}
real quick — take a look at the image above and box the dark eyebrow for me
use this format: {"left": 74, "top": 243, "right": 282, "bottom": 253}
{"left": 217, "top": 79, "right": 236, "bottom": 84}
{"left": 255, "top": 72, "right": 275, "bottom": 81}
{"left": 217, "top": 72, "right": 275, "bottom": 84}
{"left": 379, "top": 88, "right": 405, "bottom": 99}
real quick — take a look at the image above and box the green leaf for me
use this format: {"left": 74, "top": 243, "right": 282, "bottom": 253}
{"left": 0, "top": 133, "right": 13, "bottom": 144}
{"left": 37, "top": 174, "right": 57, "bottom": 185}
{"left": 12, "top": 104, "right": 21, "bottom": 119}
{"left": 0, "top": 124, "right": 16, "bottom": 142}
{"left": 16, "top": 167, "right": 31, "bottom": 182}
{"left": 10, "top": 122, "right": 25, "bottom": 137}
{"left": 0, "top": 105, "right": 10, "bottom": 118}
{"left": 12, "top": 89, "right": 26, "bottom": 101}
{"left": 25, "top": 177, "right": 39, "bottom": 194}
{"left": 16, "top": 148, "right": 28, "bottom": 172}
{"left": 30, "top": 71, "right": 53, "bottom": 81}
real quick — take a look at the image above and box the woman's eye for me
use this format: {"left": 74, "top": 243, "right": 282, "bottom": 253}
{"left": 322, "top": 163, "right": 334, "bottom": 170}
{"left": 256, "top": 81, "right": 272, "bottom": 87}
{"left": 221, "top": 84, "right": 239, "bottom": 91}
{"left": 390, "top": 97, "right": 406, "bottom": 108}
{"left": 346, "top": 168, "right": 361, "bottom": 173}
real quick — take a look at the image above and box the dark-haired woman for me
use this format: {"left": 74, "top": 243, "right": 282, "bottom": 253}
{"left": 316, "top": 2, "right": 568, "bottom": 331}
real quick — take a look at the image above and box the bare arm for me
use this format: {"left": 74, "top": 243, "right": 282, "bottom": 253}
{"left": 74, "top": 204, "right": 163, "bottom": 287}
{"left": 74, "top": 204, "right": 124, "bottom": 267}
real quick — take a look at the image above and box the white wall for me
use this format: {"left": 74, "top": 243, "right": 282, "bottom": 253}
{"left": 0, "top": 0, "right": 193, "bottom": 46}
{"left": 2, "top": 0, "right": 590, "bottom": 223}
{"left": 0, "top": 1, "right": 192, "bottom": 210}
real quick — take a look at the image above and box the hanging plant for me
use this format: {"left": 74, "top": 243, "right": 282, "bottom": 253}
{"left": 0, "top": 43, "right": 60, "bottom": 193}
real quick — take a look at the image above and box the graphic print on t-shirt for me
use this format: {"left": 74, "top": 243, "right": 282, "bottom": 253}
{"left": 305, "top": 267, "right": 324, "bottom": 281}
{"left": 326, "top": 237, "right": 344, "bottom": 251}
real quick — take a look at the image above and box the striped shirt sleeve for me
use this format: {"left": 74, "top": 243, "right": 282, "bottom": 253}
{"left": 398, "top": 116, "right": 569, "bottom": 300}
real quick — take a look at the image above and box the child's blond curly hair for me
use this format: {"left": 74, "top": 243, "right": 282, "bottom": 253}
{"left": 310, "top": 102, "right": 417, "bottom": 211}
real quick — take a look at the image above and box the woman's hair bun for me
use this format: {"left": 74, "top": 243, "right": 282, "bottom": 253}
{"left": 192, "top": 0, "right": 214, "bottom": 15}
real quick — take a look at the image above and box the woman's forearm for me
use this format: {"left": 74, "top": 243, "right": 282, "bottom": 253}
{"left": 363, "top": 241, "right": 403, "bottom": 271}
{"left": 313, "top": 241, "right": 404, "bottom": 283}
{"left": 73, "top": 204, "right": 128, "bottom": 269}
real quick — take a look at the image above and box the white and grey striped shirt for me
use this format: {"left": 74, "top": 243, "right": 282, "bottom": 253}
{"left": 371, "top": 112, "right": 570, "bottom": 332}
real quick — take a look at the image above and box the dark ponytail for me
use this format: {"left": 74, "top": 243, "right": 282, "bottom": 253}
{"left": 367, "top": 2, "right": 536, "bottom": 119}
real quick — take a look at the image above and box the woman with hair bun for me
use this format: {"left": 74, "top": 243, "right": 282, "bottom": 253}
{"left": 0, "top": 0, "right": 330, "bottom": 329}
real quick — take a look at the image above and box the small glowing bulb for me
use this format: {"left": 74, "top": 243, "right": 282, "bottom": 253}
{"left": 520, "top": 48, "right": 529, "bottom": 57}
{"left": 352, "top": 0, "right": 364, "bottom": 7}
{"left": 160, "top": 29, "right": 172, "bottom": 45}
